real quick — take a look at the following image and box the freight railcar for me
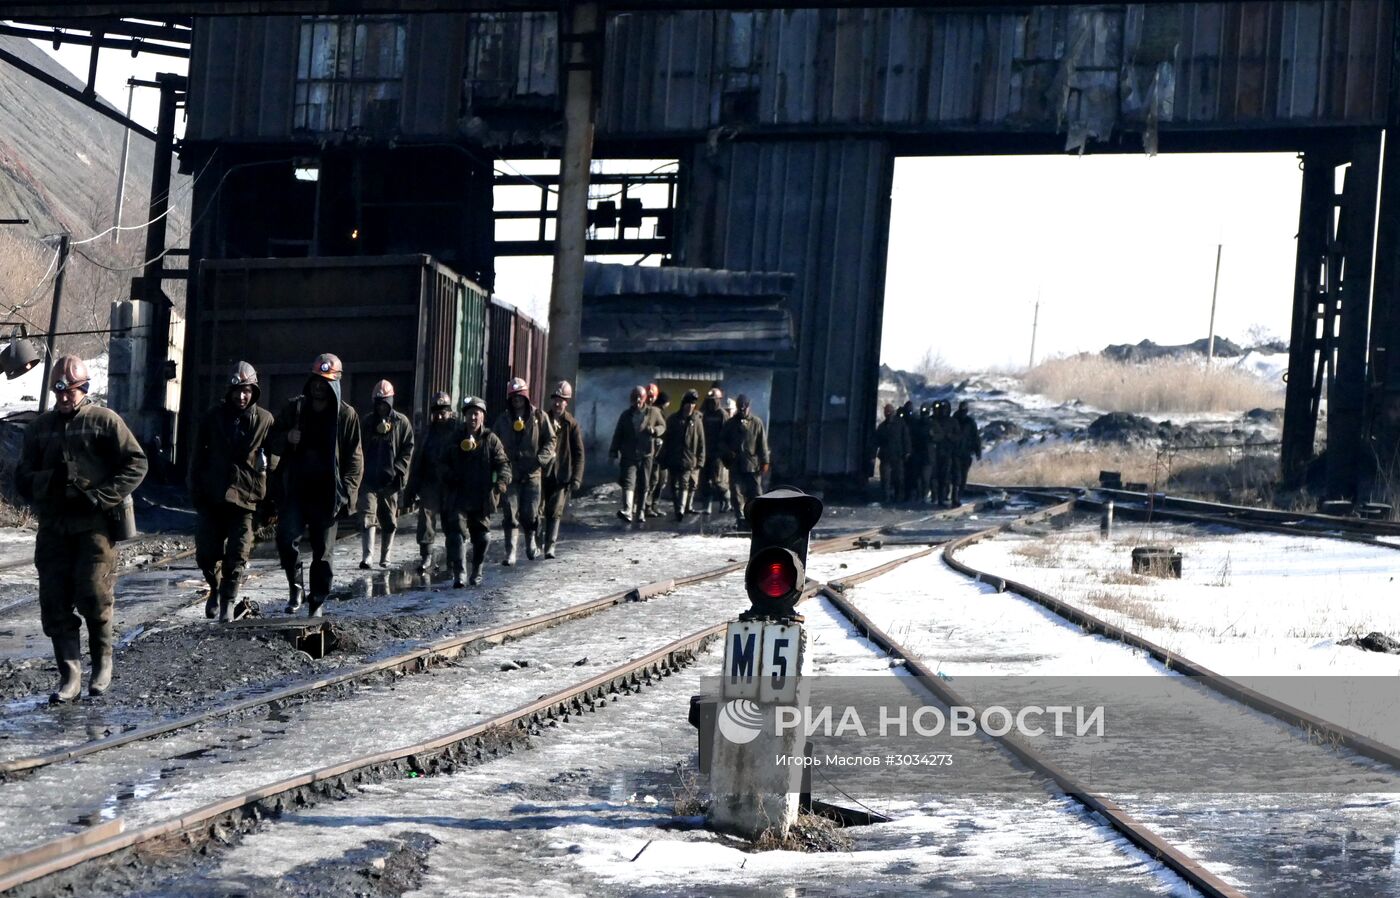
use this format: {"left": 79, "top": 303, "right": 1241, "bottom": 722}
{"left": 190, "top": 255, "right": 545, "bottom": 436}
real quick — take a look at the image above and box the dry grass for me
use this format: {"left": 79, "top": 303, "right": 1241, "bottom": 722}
{"left": 1080, "top": 589, "right": 1182, "bottom": 631}
{"left": 1022, "top": 356, "right": 1283, "bottom": 414}
{"left": 752, "top": 812, "right": 853, "bottom": 852}
{"left": 977, "top": 443, "right": 1281, "bottom": 503}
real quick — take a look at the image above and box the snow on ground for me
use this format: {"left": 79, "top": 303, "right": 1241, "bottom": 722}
{"left": 191, "top": 590, "right": 1191, "bottom": 898}
{"left": 958, "top": 521, "right": 1400, "bottom": 746}
{"left": 827, "top": 550, "right": 1400, "bottom": 897}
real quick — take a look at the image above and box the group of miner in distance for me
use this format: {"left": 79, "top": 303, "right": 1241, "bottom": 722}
{"left": 185, "top": 353, "right": 588, "bottom": 623}
{"left": 609, "top": 383, "right": 770, "bottom": 530}
{"left": 873, "top": 399, "right": 982, "bottom": 507}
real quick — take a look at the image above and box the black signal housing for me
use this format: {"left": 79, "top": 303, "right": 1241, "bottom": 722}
{"left": 743, "top": 488, "right": 824, "bottom": 618}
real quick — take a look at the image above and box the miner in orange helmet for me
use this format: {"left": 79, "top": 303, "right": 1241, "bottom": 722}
{"left": 16, "top": 355, "right": 148, "bottom": 702}
{"left": 491, "top": 377, "right": 556, "bottom": 564}
{"left": 357, "top": 379, "right": 414, "bottom": 570}
{"left": 267, "top": 353, "right": 363, "bottom": 617}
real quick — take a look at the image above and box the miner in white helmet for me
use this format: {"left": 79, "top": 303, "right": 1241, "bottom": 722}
{"left": 267, "top": 353, "right": 363, "bottom": 617}
{"left": 357, "top": 379, "right": 414, "bottom": 569}
{"left": 541, "top": 380, "right": 585, "bottom": 558}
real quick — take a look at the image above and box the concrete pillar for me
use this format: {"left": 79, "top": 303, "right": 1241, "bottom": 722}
{"left": 545, "top": 2, "right": 600, "bottom": 393}
{"left": 708, "top": 702, "right": 806, "bottom": 840}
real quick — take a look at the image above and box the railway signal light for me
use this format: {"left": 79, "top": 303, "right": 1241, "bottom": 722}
{"left": 743, "top": 488, "right": 823, "bottom": 620}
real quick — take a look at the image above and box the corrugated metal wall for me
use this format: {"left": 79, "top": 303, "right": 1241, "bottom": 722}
{"left": 676, "top": 139, "right": 893, "bottom": 481}
{"left": 598, "top": 3, "right": 1393, "bottom": 135}
{"left": 485, "top": 299, "right": 516, "bottom": 420}
{"left": 190, "top": 3, "right": 1393, "bottom": 143}
{"left": 188, "top": 14, "right": 466, "bottom": 141}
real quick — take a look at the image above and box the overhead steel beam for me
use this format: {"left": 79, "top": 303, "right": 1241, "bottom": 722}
{"left": 1, "top": 0, "right": 1199, "bottom": 15}
{"left": 0, "top": 45, "right": 158, "bottom": 140}
{"left": 0, "top": 25, "right": 191, "bottom": 58}
{"left": 10, "top": 18, "right": 193, "bottom": 42}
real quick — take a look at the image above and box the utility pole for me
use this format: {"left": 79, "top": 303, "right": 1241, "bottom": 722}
{"left": 545, "top": 1, "right": 600, "bottom": 392}
{"left": 111, "top": 80, "right": 135, "bottom": 244}
{"left": 1028, "top": 292, "right": 1041, "bottom": 369}
{"left": 38, "top": 233, "right": 70, "bottom": 413}
{"left": 1206, "top": 243, "right": 1223, "bottom": 364}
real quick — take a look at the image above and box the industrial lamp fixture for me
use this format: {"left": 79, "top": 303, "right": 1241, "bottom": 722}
{"left": 0, "top": 325, "right": 43, "bottom": 380}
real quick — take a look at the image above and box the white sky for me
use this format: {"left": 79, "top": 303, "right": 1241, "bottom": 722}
{"left": 35, "top": 40, "right": 1305, "bottom": 373}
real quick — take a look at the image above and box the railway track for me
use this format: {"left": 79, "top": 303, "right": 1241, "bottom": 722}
{"left": 12, "top": 489, "right": 1381, "bottom": 896}
{"left": 0, "top": 511, "right": 965, "bottom": 778}
{"left": 0, "top": 504, "right": 1010, "bottom": 895}
{"left": 819, "top": 495, "right": 1400, "bottom": 898}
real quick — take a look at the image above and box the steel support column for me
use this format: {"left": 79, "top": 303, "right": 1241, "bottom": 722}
{"left": 545, "top": 1, "right": 600, "bottom": 394}
{"left": 1325, "top": 135, "right": 1382, "bottom": 500}
{"left": 1364, "top": 15, "right": 1400, "bottom": 504}
{"left": 139, "top": 72, "right": 184, "bottom": 470}
{"left": 1280, "top": 152, "right": 1332, "bottom": 485}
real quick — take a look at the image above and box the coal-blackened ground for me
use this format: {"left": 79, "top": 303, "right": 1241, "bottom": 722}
{"left": 0, "top": 483, "right": 923, "bottom": 761}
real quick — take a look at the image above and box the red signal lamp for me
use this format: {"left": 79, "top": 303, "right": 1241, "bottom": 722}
{"left": 745, "top": 546, "right": 805, "bottom": 616}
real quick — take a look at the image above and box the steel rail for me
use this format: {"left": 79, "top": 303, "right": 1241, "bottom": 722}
{"left": 1076, "top": 493, "right": 1400, "bottom": 552}
{"left": 0, "top": 622, "right": 727, "bottom": 894}
{"left": 1095, "top": 487, "right": 1400, "bottom": 537}
{"left": 816, "top": 580, "right": 1246, "bottom": 898}
{"left": 0, "top": 506, "right": 982, "bottom": 777}
{"left": 941, "top": 512, "right": 1400, "bottom": 772}
{"left": 0, "top": 510, "right": 996, "bottom": 894}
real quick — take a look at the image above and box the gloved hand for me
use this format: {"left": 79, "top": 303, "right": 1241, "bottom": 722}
{"left": 761, "top": 464, "right": 771, "bottom": 476}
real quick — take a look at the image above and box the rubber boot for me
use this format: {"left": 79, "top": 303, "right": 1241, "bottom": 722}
{"left": 88, "top": 620, "right": 114, "bottom": 696}
{"left": 525, "top": 525, "right": 539, "bottom": 561}
{"left": 545, "top": 517, "right": 560, "bottom": 559}
{"left": 49, "top": 635, "right": 82, "bottom": 704}
{"left": 616, "top": 494, "right": 633, "bottom": 522}
{"left": 218, "top": 573, "right": 240, "bottom": 624}
{"left": 502, "top": 529, "right": 517, "bottom": 566}
{"left": 307, "top": 594, "right": 326, "bottom": 618}
{"left": 202, "top": 571, "right": 220, "bottom": 619}
{"left": 418, "top": 546, "right": 432, "bottom": 574}
{"left": 703, "top": 498, "right": 713, "bottom": 516}
{"left": 359, "top": 527, "right": 375, "bottom": 569}
{"left": 673, "top": 493, "right": 684, "bottom": 522}
{"left": 469, "top": 544, "right": 486, "bottom": 586}
{"left": 285, "top": 567, "right": 303, "bottom": 614}
{"left": 379, "top": 529, "right": 393, "bottom": 568}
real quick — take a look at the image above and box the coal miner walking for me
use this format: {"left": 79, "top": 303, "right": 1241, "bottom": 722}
{"left": 951, "top": 400, "right": 982, "bottom": 507}
{"left": 719, "top": 394, "right": 769, "bottom": 529}
{"left": 542, "top": 380, "right": 585, "bottom": 558}
{"left": 403, "top": 391, "right": 455, "bottom": 575}
{"left": 439, "top": 395, "right": 511, "bottom": 587}
{"left": 357, "top": 379, "right": 414, "bottom": 570}
{"left": 188, "top": 361, "right": 274, "bottom": 622}
{"left": 873, "top": 401, "right": 909, "bottom": 506}
{"left": 492, "top": 377, "right": 556, "bottom": 565}
{"left": 661, "top": 389, "right": 706, "bottom": 522}
{"left": 268, "top": 353, "right": 363, "bottom": 617}
{"left": 16, "top": 356, "right": 148, "bottom": 702}
{"left": 928, "top": 400, "right": 957, "bottom": 506}
{"left": 698, "top": 386, "right": 730, "bottom": 516}
{"left": 609, "top": 385, "right": 666, "bottom": 523}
